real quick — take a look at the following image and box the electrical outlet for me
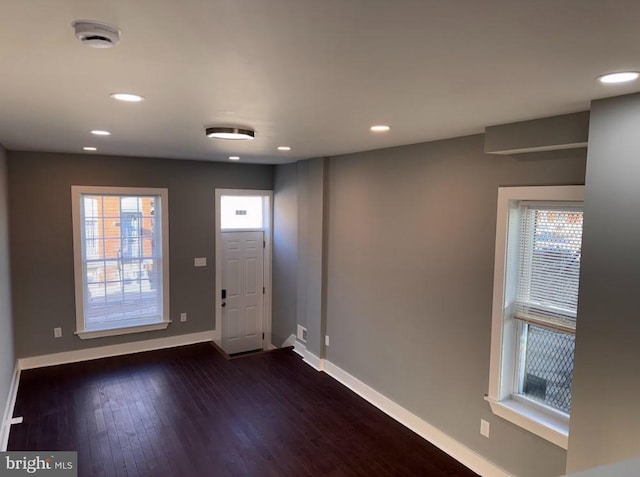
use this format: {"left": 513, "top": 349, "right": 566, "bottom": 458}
{"left": 325, "top": 335, "right": 330, "bottom": 347}
{"left": 480, "top": 419, "right": 490, "bottom": 438}
{"left": 54, "top": 327, "right": 62, "bottom": 338}
{"left": 180, "top": 313, "right": 187, "bottom": 322}
{"left": 297, "top": 324, "right": 307, "bottom": 342}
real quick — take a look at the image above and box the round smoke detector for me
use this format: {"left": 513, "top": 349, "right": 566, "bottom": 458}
{"left": 72, "top": 20, "right": 120, "bottom": 48}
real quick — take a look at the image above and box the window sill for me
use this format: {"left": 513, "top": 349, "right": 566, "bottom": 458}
{"left": 484, "top": 396, "right": 569, "bottom": 449}
{"left": 76, "top": 320, "right": 171, "bottom": 340}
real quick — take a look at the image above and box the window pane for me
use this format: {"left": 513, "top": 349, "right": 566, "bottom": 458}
{"left": 86, "top": 261, "right": 105, "bottom": 284}
{"left": 516, "top": 207, "right": 583, "bottom": 325}
{"left": 141, "top": 216, "right": 156, "bottom": 258}
{"left": 221, "top": 195, "right": 263, "bottom": 229}
{"left": 530, "top": 209, "right": 582, "bottom": 314}
{"left": 143, "top": 258, "right": 161, "bottom": 294}
{"left": 103, "top": 219, "right": 121, "bottom": 239}
{"left": 121, "top": 212, "right": 142, "bottom": 259}
{"left": 519, "top": 325, "right": 575, "bottom": 413}
{"left": 79, "top": 192, "right": 164, "bottom": 331}
{"left": 103, "top": 238, "right": 121, "bottom": 260}
{"left": 102, "top": 196, "right": 121, "bottom": 218}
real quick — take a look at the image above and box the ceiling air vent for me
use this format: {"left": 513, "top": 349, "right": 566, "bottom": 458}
{"left": 72, "top": 20, "right": 121, "bottom": 48}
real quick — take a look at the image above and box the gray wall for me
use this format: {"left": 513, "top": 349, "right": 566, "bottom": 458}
{"left": 8, "top": 151, "right": 272, "bottom": 358}
{"left": 287, "top": 157, "right": 328, "bottom": 356}
{"left": 272, "top": 163, "right": 298, "bottom": 347}
{"left": 567, "top": 93, "right": 640, "bottom": 472}
{"left": 304, "top": 157, "right": 327, "bottom": 357}
{"left": 296, "top": 160, "right": 309, "bottom": 333}
{"left": 324, "top": 135, "right": 586, "bottom": 477}
{"left": 289, "top": 157, "right": 329, "bottom": 356}
{"left": 0, "top": 145, "right": 16, "bottom": 422}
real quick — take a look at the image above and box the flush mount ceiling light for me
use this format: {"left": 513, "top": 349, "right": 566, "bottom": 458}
{"left": 370, "top": 125, "right": 391, "bottom": 132}
{"left": 206, "top": 127, "right": 255, "bottom": 140}
{"left": 83, "top": 147, "right": 97, "bottom": 151}
{"left": 597, "top": 71, "right": 640, "bottom": 84}
{"left": 72, "top": 20, "right": 120, "bottom": 48}
{"left": 277, "top": 146, "right": 292, "bottom": 151}
{"left": 90, "top": 130, "right": 111, "bottom": 136}
{"left": 229, "top": 156, "right": 241, "bottom": 161}
{"left": 110, "top": 93, "right": 145, "bottom": 102}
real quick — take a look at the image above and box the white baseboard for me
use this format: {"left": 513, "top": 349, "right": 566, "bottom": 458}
{"left": 1, "top": 363, "right": 21, "bottom": 451}
{"left": 318, "top": 360, "right": 513, "bottom": 477}
{"left": 213, "top": 323, "right": 222, "bottom": 343}
{"left": 303, "top": 350, "right": 324, "bottom": 371}
{"left": 281, "top": 333, "right": 296, "bottom": 348}
{"left": 19, "top": 331, "right": 215, "bottom": 370}
{"left": 267, "top": 344, "right": 277, "bottom": 351}
{"left": 293, "top": 339, "right": 306, "bottom": 358}
{"left": 293, "top": 340, "right": 325, "bottom": 371}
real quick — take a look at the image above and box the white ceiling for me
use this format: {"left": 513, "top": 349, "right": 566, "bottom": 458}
{"left": 1, "top": 0, "right": 640, "bottom": 164}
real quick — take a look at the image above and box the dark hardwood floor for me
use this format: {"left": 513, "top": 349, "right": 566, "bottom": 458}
{"left": 8, "top": 343, "right": 478, "bottom": 477}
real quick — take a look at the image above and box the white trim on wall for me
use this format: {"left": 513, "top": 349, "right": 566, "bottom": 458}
{"left": 18, "top": 331, "right": 214, "bottom": 370}
{"left": 293, "top": 339, "right": 306, "bottom": 358}
{"left": 70, "top": 186, "right": 171, "bottom": 340}
{"left": 303, "top": 350, "right": 324, "bottom": 371}
{"left": 297, "top": 356, "right": 513, "bottom": 477}
{"left": 1, "top": 363, "right": 21, "bottom": 451}
{"left": 293, "top": 340, "right": 325, "bottom": 370}
{"left": 281, "top": 333, "right": 296, "bottom": 348}
{"left": 487, "top": 185, "right": 584, "bottom": 450}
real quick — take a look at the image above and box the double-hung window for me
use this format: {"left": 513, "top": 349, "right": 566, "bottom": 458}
{"left": 72, "top": 186, "right": 170, "bottom": 339}
{"left": 487, "top": 185, "right": 584, "bottom": 449}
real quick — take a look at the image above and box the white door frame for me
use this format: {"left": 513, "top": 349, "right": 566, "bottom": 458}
{"left": 214, "top": 189, "right": 273, "bottom": 350}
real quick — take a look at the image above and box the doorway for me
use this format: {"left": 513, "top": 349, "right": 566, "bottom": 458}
{"left": 214, "top": 189, "right": 272, "bottom": 354}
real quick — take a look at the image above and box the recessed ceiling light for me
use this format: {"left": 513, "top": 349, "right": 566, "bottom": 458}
{"left": 229, "top": 156, "right": 240, "bottom": 161}
{"left": 277, "top": 146, "right": 292, "bottom": 151}
{"left": 206, "top": 127, "right": 255, "bottom": 140}
{"left": 370, "top": 125, "right": 391, "bottom": 132}
{"left": 597, "top": 72, "right": 640, "bottom": 84}
{"left": 110, "top": 93, "right": 145, "bottom": 102}
{"left": 90, "top": 130, "right": 111, "bottom": 136}
{"left": 83, "top": 147, "right": 97, "bottom": 151}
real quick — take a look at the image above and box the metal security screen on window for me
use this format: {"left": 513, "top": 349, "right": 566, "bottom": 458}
{"left": 80, "top": 193, "right": 163, "bottom": 332}
{"left": 513, "top": 205, "right": 583, "bottom": 413}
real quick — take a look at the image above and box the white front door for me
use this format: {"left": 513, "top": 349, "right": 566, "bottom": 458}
{"left": 221, "top": 231, "right": 264, "bottom": 354}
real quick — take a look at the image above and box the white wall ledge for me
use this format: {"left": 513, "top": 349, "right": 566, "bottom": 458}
{"left": 485, "top": 396, "right": 568, "bottom": 449}
{"left": 76, "top": 320, "right": 171, "bottom": 340}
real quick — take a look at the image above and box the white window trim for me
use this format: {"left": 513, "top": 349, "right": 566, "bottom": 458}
{"left": 487, "top": 185, "right": 584, "bottom": 450}
{"left": 71, "top": 186, "right": 171, "bottom": 340}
